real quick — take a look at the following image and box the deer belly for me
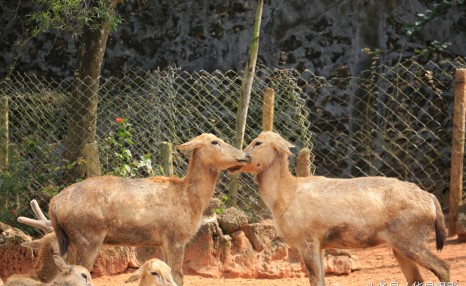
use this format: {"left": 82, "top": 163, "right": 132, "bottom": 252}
{"left": 104, "top": 227, "right": 163, "bottom": 246}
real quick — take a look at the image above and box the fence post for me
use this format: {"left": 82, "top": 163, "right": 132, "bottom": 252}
{"left": 84, "top": 141, "right": 100, "bottom": 177}
{"left": 160, "top": 142, "right": 173, "bottom": 176}
{"left": 0, "top": 96, "right": 8, "bottom": 171}
{"left": 296, "top": 148, "right": 312, "bottom": 177}
{"left": 449, "top": 68, "right": 466, "bottom": 237}
{"left": 262, "top": 87, "right": 275, "bottom": 132}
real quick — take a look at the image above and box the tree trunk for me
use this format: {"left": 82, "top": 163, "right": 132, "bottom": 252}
{"left": 63, "top": 9, "right": 113, "bottom": 182}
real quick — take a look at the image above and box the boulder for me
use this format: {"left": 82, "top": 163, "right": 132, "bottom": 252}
{"left": 183, "top": 216, "right": 230, "bottom": 277}
{"left": 217, "top": 207, "right": 249, "bottom": 234}
{"left": 241, "top": 219, "right": 276, "bottom": 251}
{"left": 324, "top": 252, "right": 360, "bottom": 275}
{"left": 92, "top": 246, "right": 140, "bottom": 277}
{"left": 0, "top": 222, "right": 34, "bottom": 281}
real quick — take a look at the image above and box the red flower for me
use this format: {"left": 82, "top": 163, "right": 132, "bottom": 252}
{"left": 116, "top": 117, "right": 123, "bottom": 124}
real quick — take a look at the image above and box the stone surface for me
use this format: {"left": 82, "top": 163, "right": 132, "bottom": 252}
{"left": 241, "top": 219, "right": 276, "bottom": 251}
{"left": 1, "top": 219, "right": 361, "bottom": 280}
{"left": 2, "top": 1, "right": 465, "bottom": 78}
{"left": 217, "top": 207, "right": 249, "bottom": 234}
{"left": 93, "top": 246, "right": 140, "bottom": 277}
{"left": 0, "top": 222, "right": 34, "bottom": 281}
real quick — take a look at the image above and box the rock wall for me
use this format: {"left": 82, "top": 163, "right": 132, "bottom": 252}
{"left": 1, "top": 0, "right": 465, "bottom": 78}
{"left": 1, "top": 213, "right": 360, "bottom": 281}
{"left": 0, "top": 222, "right": 34, "bottom": 282}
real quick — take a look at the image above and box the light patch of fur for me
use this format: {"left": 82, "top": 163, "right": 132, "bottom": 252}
{"left": 49, "top": 134, "right": 249, "bottom": 286}
{"left": 5, "top": 255, "right": 93, "bottom": 286}
{"left": 125, "top": 258, "right": 177, "bottom": 286}
{"left": 240, "top": 131, "right": 450, "bottom": 286}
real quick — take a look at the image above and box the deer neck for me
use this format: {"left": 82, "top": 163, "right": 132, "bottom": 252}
{"left": 256, "top": 154, "right": 296, "bottom": 216}
{"left": 183, "top": 152, "right": 219, "bottom": 213}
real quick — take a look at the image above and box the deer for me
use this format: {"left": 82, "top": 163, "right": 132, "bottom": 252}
{"left": 236, "top": 131, "right": 450, "bottom": 286}
{"left": 14, "top": 200, "right": 66, "bottom": 283}
{"left": 48, "top": 133, "right": 250, "bottom": 286}
{"left": 5, "top": 255, "right": 94, "bottom": 286}
{"left": 125, "top": 258, "right": 177, "bottom": 286}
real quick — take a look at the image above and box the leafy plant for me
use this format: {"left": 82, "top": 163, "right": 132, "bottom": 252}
{"left": 29, "top": 0, "right": 123, "bottom": 37}
{"left": 101, "top": 117, "right": 155, "bottom": 177}
{"left": 405, "top": 0, "right": 465, "bottom": 36}
{"left": 0, "top": 137, "right": 65, "bottom": 235}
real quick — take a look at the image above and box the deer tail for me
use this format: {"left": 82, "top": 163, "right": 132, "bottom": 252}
{"left": 433, "top": 197, "right": 446, "bottom": 251}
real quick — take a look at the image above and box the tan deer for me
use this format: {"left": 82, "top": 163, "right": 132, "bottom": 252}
{"left": 48, "top": 133, "right": 250, "bottom": 286}
{"left": 16, "top": 200, "right": 65, "bottom": 283}
{"left": 237, "top": 131, "right": 450, "bottom": 286}
{"left": 125, "top": 258, "right": 177, "bottom": 286}
{"left": 5, "top": 255, "right": 93, "bottom": 286}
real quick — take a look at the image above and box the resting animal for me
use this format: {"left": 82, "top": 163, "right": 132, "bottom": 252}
{"left": 238, "top": 131, "right": 450, "bottom": 286}
{"left": 48, "top": 133, "right": 250, "bottom": 286}
{"left": 5, "top": 255, "right": 93, "bottom": 286}
{"left": 125, "top": 258, "right": 177, "bottom": 286}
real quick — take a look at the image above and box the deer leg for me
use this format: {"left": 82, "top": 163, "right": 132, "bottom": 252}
{"left": 163, "top": 241, "right": 185, "bottom": 286}
{"left": 298, "top": 239, "right": 325, "bottom": 286}
{"left": 392, "top": 248, "right": 423, "bottom": 285}
{"left": 391, "top": 241, "right": 450, "bottom": 282}
{"left": 74, "top": 235, "right": 105, "bottom": 271}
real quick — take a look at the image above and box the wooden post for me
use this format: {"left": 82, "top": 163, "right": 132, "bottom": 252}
{"left": 160, "top": 142, "right": 173, "bottom": 176}
{"left": 296, "top": 148, "right": 312, "bottom": 177}
{"left": 449, "top": 68, "right": 466, "bottom": 237}
{"left": 84, "top": 141, "right": 100, "bottom": 177}
{"left": 0, "top": 96, "right": 8, "bottom": 171}
{"left": 228, "top": 0, "right": 264, "bottom": 208}
{"left": 262, "top": 87, "right": 275, "bottom": 132}
{"left": 8, "top": 143, "right": 18, "bottom": 167}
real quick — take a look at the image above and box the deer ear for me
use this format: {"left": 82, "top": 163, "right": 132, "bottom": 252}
{"left": 176, "top": 139, "right": 202, "bottom": 151}
{"left": 21, "top": 240, "right": 42, "bottom": 250}
{"left": 273, "top": 139, "right": 295, "bottom": 155}
{"left": 53, "top": 255, "right": 69, "bottom": 272}
{"left": 125, "top": 267, "right": 144, "bottom": 283}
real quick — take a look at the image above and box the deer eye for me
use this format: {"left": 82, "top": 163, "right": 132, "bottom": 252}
{"left": 211, "top": 141, "right": 218, "bottom": 145}
{"left": 151, "top": 271, "right": 159, "bottom": 276}
{"left": 254, "top": 141, "right": 262, "bottom": 146}
{"left": 81, "top": 273, "right": 88, "bottom": 280}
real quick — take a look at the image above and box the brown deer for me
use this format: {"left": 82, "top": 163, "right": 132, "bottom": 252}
{"left": 5, "top": 255, "right": 94, "bottom": 286}
{"left": 16, "top": 200, "right": 65, "bottom": 283}
{"left": 48, "top": 133, "right": 250, "bottom": 286}
{"left": 125, "top": 258, "right": 177, "bottom": 286}
{"left": 237, "top": 131, "right": 450, "bottom": 286}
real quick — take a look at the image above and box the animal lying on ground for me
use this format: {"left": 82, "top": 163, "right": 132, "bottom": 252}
{"left": 15, "top": 200, "right": 66, "bottom": 283}
{"left": 237, "top": 131, "right": 450, "bottom": 286}
{"left": 48, "top": 133, "right": 250, "bottom": 286}
{"left": 125, "top": 258, "right": 177, "bottom": 286}
{"left": 5, "top": 255, "right": 94, "bottom": 286}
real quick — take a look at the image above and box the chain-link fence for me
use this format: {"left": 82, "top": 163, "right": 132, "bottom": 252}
{"left": 1, "top": 56, "right": 466, "bottom": 235}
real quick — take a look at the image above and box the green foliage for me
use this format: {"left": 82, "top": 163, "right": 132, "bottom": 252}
{"left": 101, "top": 118, "right": 155, "bottom": 177}
{"left": 405, "top": 0, "right": 465, "bottom": 36}
{"left": 0, "top": 138, "right": 65, "bottom": 233}
{"left": 414, "top": 41, "right": 452, "bottom": 55}
{"left": 215, "top": 194, "right": 230, "bottom": 214}
{"left": 29, "top": 0, "right": 123, "bottom": 37}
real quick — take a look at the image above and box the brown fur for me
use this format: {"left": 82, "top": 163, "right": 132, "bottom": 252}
{"left": 20, "top": 233, "right": 61, "bottom": 283}
{"left": 5, "top": 255, "right": 93, "bottom": 286}
{"left": 239, "top": 131, "right": 450, "bottom": 286}
{"left": 48, "top": 134, "right": 250, "bottom": 286}
{"left": 125, "top": 258, "right": 177, "bottom": 286}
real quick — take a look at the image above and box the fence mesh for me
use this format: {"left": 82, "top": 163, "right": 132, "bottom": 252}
{"left": 1, "top": 56, "right": 465, "bottom": 235}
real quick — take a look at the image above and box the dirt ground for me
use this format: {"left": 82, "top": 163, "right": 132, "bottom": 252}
{"left": 93, "top": 237, "right": 465, "bottom": 286}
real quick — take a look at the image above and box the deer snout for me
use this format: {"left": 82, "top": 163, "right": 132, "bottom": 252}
{"left": 237, "top": 153, "right": 251, "bottom": 163}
